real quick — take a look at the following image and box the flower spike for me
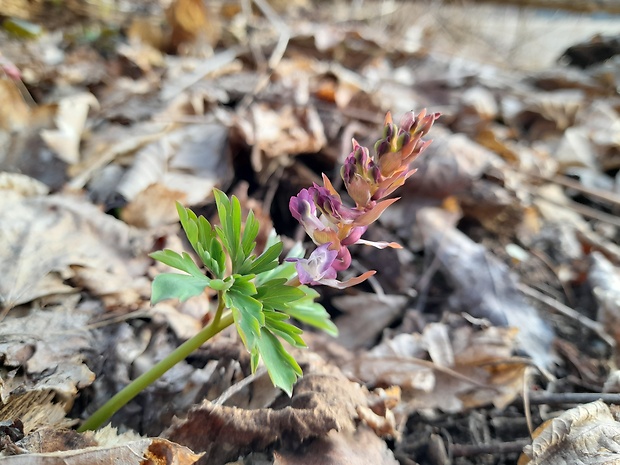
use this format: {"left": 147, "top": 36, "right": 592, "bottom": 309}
{"left": 289, "top": 109, "right": 439, "bottom": 289}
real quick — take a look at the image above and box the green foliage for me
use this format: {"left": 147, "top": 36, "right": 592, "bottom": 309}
{"left": 150, "top": 189, "right": 337, "bottom": 395}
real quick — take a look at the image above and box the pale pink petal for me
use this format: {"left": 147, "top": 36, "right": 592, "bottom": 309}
{"left": 319, "top": 270, "right": 376, "bottom": 289}
{"left": 355, "top": 238, "right": 402, "bottom": 249}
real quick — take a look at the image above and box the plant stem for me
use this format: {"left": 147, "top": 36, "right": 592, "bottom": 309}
{"left": 78, "top": 310, "right": 234, "bottom": 432}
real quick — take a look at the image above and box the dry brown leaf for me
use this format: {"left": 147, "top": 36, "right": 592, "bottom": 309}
{"left": 402, "top": 128, "right": 502, "bottom": 199}
{"left": 0, "top": 301, "right": 95, "bottom": 432}
{"left": 3, "top": 437, "right": 201, "bottom": 464}
{"left": 121, "top": 183, "right": 187, "bottom": 228}
{"left": 116, "top": 123, "right": 230, "bottom": 206}
{"left": 332, "top": 293, "right": 407, "bottom": 350}
{"left": 520, "top": 400, "right": 620, "bottom": 465}
{"left": 273, "top": 425, "right": 399, "bottom": 465}
{"left": 589, "top": 252, "right": 620, "bottom": 353}
{"left": 346, "top": 322, "right": 526, "bottom": 415}
{"left": 166, "top": 0, "right": 221, "bottom": 54}
{"left": 237, "top": 103, "right": 326, "bottom": 173}
{"left": 555, "top": 127, "right": 598, "bottom": 171}
{"left": 164, "top": 356, "right": 366, "bottom": 464}
{"left": 0, "top": 78, "right": 30, "bottom": 133}
{"left": 417, "top": 207, "right": 554, "bottom": 368}
{"left": 0, "top": 172, "right": 48, "bottom": 197}
{"left": 0, "top": 193, "right": 151, "bottom": 310}
{"left": 40, "top": 93, "right": 99, "bottom": 165}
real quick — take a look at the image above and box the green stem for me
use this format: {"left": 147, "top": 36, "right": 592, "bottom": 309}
{"left": 78, "top": 310, "right": 234, "bottom": 432}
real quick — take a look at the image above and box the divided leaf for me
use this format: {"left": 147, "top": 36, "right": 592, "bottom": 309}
{"left": 213, "top": 189, "right": 245, "bottom": 272}
{"left": 151, "top": 273, "right": 211, "bottom": 304}
{"left": 239, "top": 242, "right": 283, "bottom": 276}
{"left": 150, "top": 194, "right": 339, "bottom": 397}
{"left": 254, "top": 330, "right": 303, "bottom": 396}
{"left": 224, "top": 285, "right": 264, "bottom": 349}
{"left": 255, "top": 278, "right": 305, "bottom": 310}
{"left": 175, "top": 202, "right": 224, "bottom": 277}
{"left": 150, "top": 250, "right": 205, "bottom": 277}
{"left": 284, "top": 285, "right": 339, "bottom": 337}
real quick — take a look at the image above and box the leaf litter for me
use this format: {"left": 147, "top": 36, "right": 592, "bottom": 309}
{"left": 2, "top": 1, "right": 620, "bottom": 464}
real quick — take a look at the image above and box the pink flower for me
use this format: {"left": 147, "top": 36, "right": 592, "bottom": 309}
{"left": 287, "top": 243, "right": 375, "bottom": 289}
{"left": 288, "top": 109, "right": 439, "bottom": 289}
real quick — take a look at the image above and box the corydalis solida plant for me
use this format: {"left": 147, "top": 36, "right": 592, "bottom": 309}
{"left": 288, "top": 109, "right": 440, "bottom": 288}
{"left": 78, "top": 109, "right": 438, "bottom": 432}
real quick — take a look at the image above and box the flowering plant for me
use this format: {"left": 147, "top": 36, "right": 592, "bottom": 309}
{"left": 79, "top": 110, "right": 438, "bottom": 431}
{"left": 288, "top": 109, "right": 439, "bottom": 287}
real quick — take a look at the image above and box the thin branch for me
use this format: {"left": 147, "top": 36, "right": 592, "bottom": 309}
{"left": 450, "top": 439, "right": 530, "bottom": 457}
{"left": 528, "top": 391, "right": 620, "bottom": 406}
{"left": 517, "top": 283, "right": 616, "bottom": 348}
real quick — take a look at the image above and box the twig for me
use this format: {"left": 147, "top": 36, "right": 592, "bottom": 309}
{"left": 523, "top": 366, "right": 534, "bottom": 436}
{"left": 517, "top": 283, "right": 616, "bottom": 348}
{"left": 214, "top": 367, "right": 268, "bottom": 406}
{"left": 160, "top": 48, "right": 240, "bottom": 101}
{"left": 532, "top": 172, "right": 620, "bottom": 206}
{"left": 238, "top": 0, "right": 290, "bottom": 111}
{"left": 528, "top": 391, "right": 620, "bottom": 406}
{"left": 450, "top": 439, "right": 530, "bottom": 457}
{"left": 531, "top": 188, "right": 620, "bottom": 228}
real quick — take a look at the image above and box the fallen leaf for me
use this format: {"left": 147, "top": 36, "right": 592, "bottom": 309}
{"left": 520, "top": 400, "right": 620, "bottom": 465}
{"left": 0, "top": 193, "right": 151, "bottom": 310}
{"left": 40, "top": 93, "right": 99, "bottom": 165}
{"left": 589, "top": 252, "right": 620, "bottom": 354}
{"left": 164, "top": 354, "right": 367, "bottom": 464}
{"left": 121, "top": 183, "right": 187, "bottom": 228}
{"left": 116, "top": 123, "right": 230, "bottom": 206}
{"left": 0, "top": 300, "right": 95, "bottom": 432}
{"left": 346, "top": 321, "right": 527, "bottom": 415}
{"left": 0, "top": 172, "right": 49, "bottom": 197}
{"left": 332, "top": 293, "right": 407, "bottom": 350}
{"left": 274, "top": 425, "right": 399, "bottom": 465}
{"left": 3, "top": 437, "right": 202, "bottom": 464}
{"left": 417, "top": 207, "right": 555, "bottom": 368}
{"left": 236, "top": 103, "right": 326, "bottom": 174}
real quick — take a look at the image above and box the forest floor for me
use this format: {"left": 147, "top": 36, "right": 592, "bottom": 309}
{"left": 1, "top": 1, "right": 620, "bottom": 464}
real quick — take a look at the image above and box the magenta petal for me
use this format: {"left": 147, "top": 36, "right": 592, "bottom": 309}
{"left": 341, "top": 226, "right": 367, "bottom": 246}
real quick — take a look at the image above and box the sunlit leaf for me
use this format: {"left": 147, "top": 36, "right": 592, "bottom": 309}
{"left": 239, "top": 242, "right": 283, "bottom": 275}
{"left": 264, "top": 312, "right": 306, "bottom": 348}
{"left": 256, "top": 278, "right": 305, "bottom": 310}
{"left": 151, "top": 273, "right": 210, "bottom": 304}
{"left": 176, "top": 202, "right": 198, "bottom": 248}
{"left": 224, "top": 289, "right": 264, "bottom": 348}
{"left": 284, "top": 285, "right": 338, "bottom": 337}
{"left": 150, "top": 250, "right": 204, "bottom": 277}
{"left": 241, "top": 210, "right": 259, "bottom": 257}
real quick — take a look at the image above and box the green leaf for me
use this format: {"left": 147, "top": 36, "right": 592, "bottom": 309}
{"left": 224, "top": 290, "right": 264, "bottom": 348}
{"left": 255, "top": 278, "right": 305, "bottom": 310}
{"left": 195, "top": 243, "right": 220, "bottom": 278}
{"left": 213, "top": 189, "right": 245, "bottom": 272}
{"left": 197, "top": 215, "right": 216, "bottom": 250}
{"left": 151, "top": 273, "right": 211, "bottom": 304}
{"left": 254, "top": 330, "right": 302, "bottom": 396}
{"left": 241, "top": 210, "right": 259, "bottom": 258}
{"left": 230, "top": 274, "right": 257, "bottom": 296}
{"left": 208, "top": 277, "right": 233, "bottom": 291}
{"left": 239, "top": 242, "right": 283, "bottom": 276}
{"left": 176, "top": 202, "right": 199, "bottom": 249}
{"left": 264, "top": 312, "right": 306, "bottom": 348}
{"left": 174, "top": 202, "right": 225, "bottom": 277}
{"left": 254, "top": 241, "right": 304, "bottom": 285}
{"left": 284, "top": 286, "right": 338, "bottom": 337}
{"left": 150, "top": 250, "right": 204, "bottom": 278}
